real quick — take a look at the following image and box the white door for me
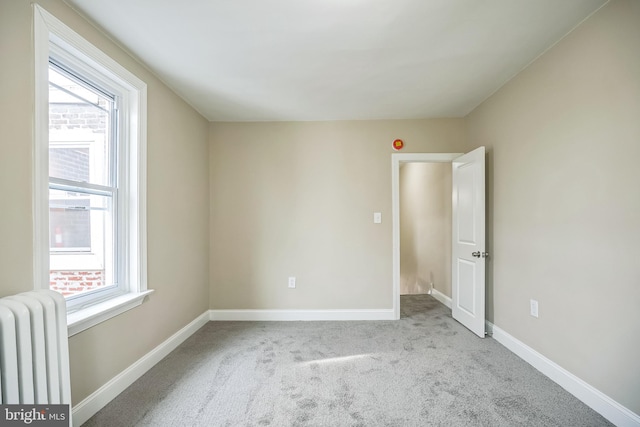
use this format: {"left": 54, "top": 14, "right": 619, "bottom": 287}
{"left": 452, "top": 147, "right": 486, "bottom": 338}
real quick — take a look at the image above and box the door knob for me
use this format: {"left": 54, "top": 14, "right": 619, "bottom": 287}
{"left": 472, "top": 251, "right": 481, "bottom": 258}
{"left": 481, "top": 252, "right": 489, "bottom": 258}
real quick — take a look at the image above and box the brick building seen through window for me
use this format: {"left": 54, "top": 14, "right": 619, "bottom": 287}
{"left": 49, "top": 65, "right": 113, "bottom": 297}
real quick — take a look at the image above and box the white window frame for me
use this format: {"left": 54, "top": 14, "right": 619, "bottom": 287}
{"left": 34, "top": 4, "right": 152, "bottom": 336}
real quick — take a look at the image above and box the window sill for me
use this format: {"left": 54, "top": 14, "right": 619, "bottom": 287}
{"left": 67, "top": 290, "right": 154, "bottom": 336}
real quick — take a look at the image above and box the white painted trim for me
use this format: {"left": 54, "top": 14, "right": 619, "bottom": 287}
{"left": 391, "top": 153, "right": 462, "bottom": 321}
{"left": 430, "top": 289, "right": 452, "bottom": 309}
{"left": 488, "top": 322, "right": 640, "bottom": 427}
{"left": 33, "top": 4, "right": 52, "bottom": 291}
{"left": 209, "top": 309, "right": 395, "bottom": 321}
{"left": 71, "top": 311, "right": 209, "bottom": 427}
{"left": 67, "top": 290, "right": 154, "bottom": 336}
{"left": 485, "top": 320, "right": 494, "bottom": 335}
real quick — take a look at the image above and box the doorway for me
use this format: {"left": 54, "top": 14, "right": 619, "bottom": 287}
{"left": 392, "top": 153, "right": 461, "bottom": 319}
{"left": 399, "top": 162, "right": 452, "bottom": 298}
{"left": 392, "top": 149, "right": 487, "bottom": 338}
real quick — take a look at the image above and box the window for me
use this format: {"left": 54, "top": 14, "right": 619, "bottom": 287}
{"left": 34, "top": 5, "right": 151, "bottom": 335}
{"left": 48, "top": 62, "right": 116, "bottom": 299}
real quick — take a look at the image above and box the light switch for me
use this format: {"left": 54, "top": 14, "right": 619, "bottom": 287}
{"left": 374, "top": 212, "right": 382, "bottom": 224}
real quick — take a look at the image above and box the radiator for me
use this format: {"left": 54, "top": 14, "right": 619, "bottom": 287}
{"left": 0, "top": 289, "right": 71, "bottom": 406}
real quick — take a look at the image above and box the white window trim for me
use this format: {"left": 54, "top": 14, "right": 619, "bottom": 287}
{"left": 33, "top": 4, "right": 151, "bottom": 336}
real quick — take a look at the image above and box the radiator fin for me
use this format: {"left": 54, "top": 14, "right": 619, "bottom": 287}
{"left": 0, "top": 290, "right": 71, "bottom": 407}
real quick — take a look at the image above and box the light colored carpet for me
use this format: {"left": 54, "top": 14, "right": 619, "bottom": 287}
{"left": 83, "top": 295, "right": 611, "bottom": 426}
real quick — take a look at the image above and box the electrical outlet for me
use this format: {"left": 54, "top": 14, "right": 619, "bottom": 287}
{"left": 288, "top": 277, "right": 296, "bottom": 288}
{"left": 373, "top": 212, "right": 382, "bottom": 224}
{"left": 530, "top": 299, "right": 539, "bottom": 318}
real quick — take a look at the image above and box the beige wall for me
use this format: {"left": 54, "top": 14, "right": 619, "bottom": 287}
{"left": 466, "top": 0, "right": 640, "bottom": 414}
{"left": 0, "top": 1, "right": 210, "bottom": 405}
{"left": 399, "top": 163, "right": 451, "bottom": 296}
{"left": 209, "top": 120, "right": 466, "bottom": 309}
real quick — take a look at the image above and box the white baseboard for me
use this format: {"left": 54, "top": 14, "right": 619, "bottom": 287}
{"left": 430, "top": 289, "right": 452, "bottom": 308}
{"left": 71, "top": 311, "right": 210, "bottom": 426}
{"left": 209, "top": 308, "right": 395, "bottom": 321}
{"left": 488, "top": 322, "right": 640, "bottom": 427}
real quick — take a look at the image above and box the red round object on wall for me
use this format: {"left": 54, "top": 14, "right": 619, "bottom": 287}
{"left": 392, "top": 139, "right": 404, "bottom": 151}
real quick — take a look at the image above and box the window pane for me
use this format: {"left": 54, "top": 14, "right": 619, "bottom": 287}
{"left": 50, "top": 193, "right": 91, "bottom": 251}
{"left": 50, "top": 146, "right": 91, "bottom": 183}
{"left": 49, "top": 65, "right": 113, "bottom": 187}
{"left": 49, "top": 189, "right": 115, "bottom": 298}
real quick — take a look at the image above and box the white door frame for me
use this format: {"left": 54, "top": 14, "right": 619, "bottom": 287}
{"left": 391, "top": 152, "right": 462, "bottom": 319}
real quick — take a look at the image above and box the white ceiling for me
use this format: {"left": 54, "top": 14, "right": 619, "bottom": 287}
{"left": 65, "top": 0, "right": 606, "bottom": 122}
